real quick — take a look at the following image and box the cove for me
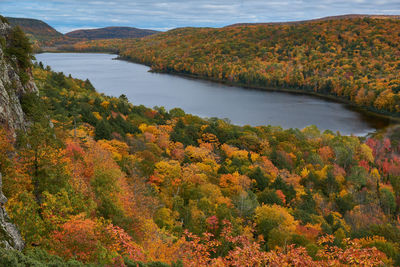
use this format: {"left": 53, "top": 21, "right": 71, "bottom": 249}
{"left": 35, "top": 52, "right": 391, "bottom": 135}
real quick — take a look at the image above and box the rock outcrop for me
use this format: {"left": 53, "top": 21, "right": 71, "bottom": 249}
{"left": 0, "top": 172, "right": 24, "bottom": 250}
{"left": 0, "top": 19, "right": 37, "bottom": 250}
{"left": 0, "top": 20, "right": 37, "bottom": 135}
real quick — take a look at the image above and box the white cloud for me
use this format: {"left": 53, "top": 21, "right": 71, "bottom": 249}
{"left": 0, "top": 0, "right": 399, "bottom": 33}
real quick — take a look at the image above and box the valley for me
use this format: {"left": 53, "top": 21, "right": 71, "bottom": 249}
{"left": 36, "top": 52, "right": 391, "bottom": 135}
{"left": 0, "top": 10, "right": 400, "bottom": 267}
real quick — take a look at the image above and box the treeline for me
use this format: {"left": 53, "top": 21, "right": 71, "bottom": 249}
{"left": 68, "top": 17, "right": 400, "bottom": 117}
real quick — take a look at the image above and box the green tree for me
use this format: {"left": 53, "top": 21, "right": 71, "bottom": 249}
{"left": 380, "top": 188, "right": 396, "bottom": 214}
{"left": 255, "top": 204, "right": 297, "bottom": 249}
{"left": 95, "top": 119, "right": 112, "bottom": 140}
{"left": 249, "top": 167, "right": 269, "bottom": 191}
{"left": 6, "top": 26, "right": 32, "bottom": 68}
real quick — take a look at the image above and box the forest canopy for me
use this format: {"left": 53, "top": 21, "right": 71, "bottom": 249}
{"left": 1, "top": 16, "right": 400, "bottom": 266}
{"left": 68, "top": 17, "right": 400, "bottom": 117}
{"left": 0, "top": 62, "right": 399, "bottom": 265}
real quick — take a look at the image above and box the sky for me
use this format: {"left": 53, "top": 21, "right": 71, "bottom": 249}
{"left": 0, "top": 0, "right": 399, "bottom": 33}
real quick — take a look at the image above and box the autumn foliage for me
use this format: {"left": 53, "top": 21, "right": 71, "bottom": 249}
{"left": 69, "top": 17, "right": 400, "bottom": 116}
{"left": 1, "top": 63, "right": 400, "bottom": 265}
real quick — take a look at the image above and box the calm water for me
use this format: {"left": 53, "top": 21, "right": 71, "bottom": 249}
{"left": 35, "top": 53, "right": 391, "bottom": 135}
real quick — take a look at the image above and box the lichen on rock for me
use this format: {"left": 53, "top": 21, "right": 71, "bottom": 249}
{"left": 0, "top": 20, "right": 37, "bottom": 136}
{"left": 0, "top": 172, "right": 24, "bottom": 250}
{"left": 0, "top": 19, "right": 37, "bottom": 251}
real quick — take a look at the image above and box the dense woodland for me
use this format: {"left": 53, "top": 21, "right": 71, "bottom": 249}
{"left": 7, "top": 17, "right": 158, "bottom": 53}
{"left": 68, "top": 17, "right": 400, "bottom": 117}
{"left": 0, "top": 62, "right": 399, "bottom": 265}
{"left": 6, "top": 17, "right": 66, "bottom": 51}
{"left": 1, "top": 15, "right": 400, "bottom": 266}
{"left": 65, "top": 27, "right": 159, "bottom": 40}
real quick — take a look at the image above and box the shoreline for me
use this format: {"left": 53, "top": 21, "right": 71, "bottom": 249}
{"left": 115, "top": 55, "right": 400, "bottom": 125}
{"left": 39, "top": 50, "right": 400, "bottom": 125}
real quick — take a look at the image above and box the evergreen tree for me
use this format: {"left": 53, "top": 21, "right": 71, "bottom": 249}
{"left": 6, "top": 26, "right": 33, "bottom": 70}
{"left": 95, "top": 119, "right": 112, "bottom": 140}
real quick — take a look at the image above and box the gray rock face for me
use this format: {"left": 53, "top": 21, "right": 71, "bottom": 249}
{"left": 0, "top": 21, "right": 38, "bottom": 136}
{"left": 0, "top": 20, "right": 37, "bottom": 250}
{"left": 0, "top": 173, "right": 24, "bottom": 250}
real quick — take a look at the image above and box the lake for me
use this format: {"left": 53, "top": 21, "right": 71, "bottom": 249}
{"left": 35, "top": 53, "right": 391, "bottom": 135}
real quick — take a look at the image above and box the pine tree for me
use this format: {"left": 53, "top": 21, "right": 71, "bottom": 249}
{"left": 95, "top": 119, "right": 112, "bottom": 140}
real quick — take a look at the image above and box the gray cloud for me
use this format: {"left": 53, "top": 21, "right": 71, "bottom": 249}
{"left": 0, "top": 0, "right": 399, "bottom": 33}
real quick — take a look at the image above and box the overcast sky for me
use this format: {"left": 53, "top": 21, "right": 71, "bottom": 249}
{"left": 1, "top": 0, "right": 399, "bottom": 33}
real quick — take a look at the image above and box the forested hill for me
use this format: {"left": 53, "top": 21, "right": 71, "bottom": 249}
{"left": 6, "top": 17, "right": 66, "bottom": 48}
{"left": 7, "top": 17, "right": 159, "bottom": 51}
{"left": 226, "top": 14, "right": 400, "bottom": 27}
{"left": 2, "top": 14, "right": 400, "bottom": 266}
{"left": 65, "top": 26, "right": 159, "bottom": 40}
{"left": 68, "top": 17, "right": 400, "bottom": 118}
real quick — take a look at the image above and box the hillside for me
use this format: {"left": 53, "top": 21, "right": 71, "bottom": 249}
{"left": 68, "top": 17, "right": 400, "bottom": 118}
{"left": 7, "top": 17, "right": 158, "bottom": 51}
{"left": 227, "top": 14, "right": 400, "bottom": 27}
{"left": 0, "top": 15, "right": 37, "bottom": 251}
{"left": 65, "top": 26, "right": 159, "bottom": 40}
{"left": 6, "top": 17, "right": 65, "bottom": 48}
{"left": 2, "top": 14, "right": 400, "bottom": 266}
{"left": 4, "top": 60, "right": 399, "bottom": 266}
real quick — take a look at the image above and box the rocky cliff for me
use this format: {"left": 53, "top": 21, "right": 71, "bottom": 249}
{"left": 0, "top": 173, "right": 24, "bottom": 250}
{"left": 0, "top": 20, "right": 38, "bottom": 134}
{"left": 0, "top": 18, "right": 38, "bottom": 250}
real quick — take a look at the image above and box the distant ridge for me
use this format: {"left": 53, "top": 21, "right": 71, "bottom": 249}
{"left": 6, "top": 17, "right": 64, "bottom": 44}
{"left": 6, "top": 18, "right": 160, "bottom": 50}
{"left": 65, "top": 26, "right": 159, "bottom": 40}
{"left": 226, "top": 14, "right": 400, "bottom": 27}
{"left": 67, "top": 14, "right": 400, "bottom": 117}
